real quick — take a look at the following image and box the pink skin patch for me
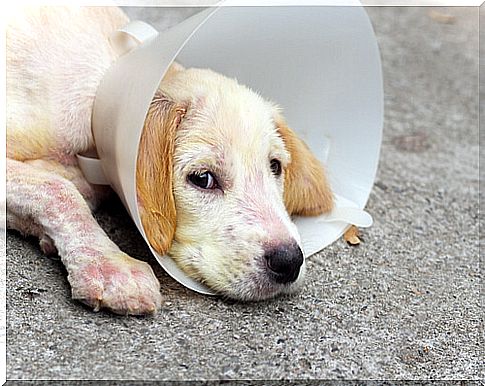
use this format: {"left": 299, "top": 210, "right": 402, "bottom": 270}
{"left": 49, "top": 151, "right": 79, "bottom": 166}
{"left": 73, "top": 246, "right": 104, "bottom": 259}
{"left": 7, "top": 158, "right": 162, "bottom": 314}
{"left": 100, "top": 261, "right": 130, "bottom": 286}
{"left": 130, "top": 267, "right": 150, "bottom": 280}
{"left": 240, "top": 171, "right": 291, "bottom": 242}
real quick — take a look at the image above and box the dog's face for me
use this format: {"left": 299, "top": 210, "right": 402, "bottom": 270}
{"left": 137, "top": 66, "right": 333, "bottom": 300}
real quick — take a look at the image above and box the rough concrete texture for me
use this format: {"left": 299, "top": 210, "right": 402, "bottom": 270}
{"left": 6, "top": 6, "right": 482, "bottom": 381}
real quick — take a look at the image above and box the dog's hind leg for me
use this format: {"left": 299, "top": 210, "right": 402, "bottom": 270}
{"left": 7, "top": 211, "right": 57, "bottom": 255}
{"left": 7, "top": 158, "right": 162, "bottom": 315}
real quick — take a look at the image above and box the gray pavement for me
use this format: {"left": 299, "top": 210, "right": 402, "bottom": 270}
{"left": 6, "top": 6, "right": 482, "bottom": 381}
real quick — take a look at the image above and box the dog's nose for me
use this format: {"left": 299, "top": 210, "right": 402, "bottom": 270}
{"left": 265, "top": 243, "right": 304, "bottom": 284}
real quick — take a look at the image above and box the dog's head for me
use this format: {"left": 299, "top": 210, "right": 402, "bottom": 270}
{"left": 137, "top": 65, "right": 333, "bottom": 300}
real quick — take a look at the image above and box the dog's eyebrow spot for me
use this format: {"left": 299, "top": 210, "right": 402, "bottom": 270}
{"left": 178, "top": 146, "right": 223, "bottom": 170}
{"left": 268, "top": 133, "right": 291, "bottom": 167}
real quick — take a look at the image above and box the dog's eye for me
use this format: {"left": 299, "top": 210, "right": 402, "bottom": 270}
{"left": 270, "top": 159, "right": 282, "bottom": 177}
{"left": 188, "top": 171, "right": 218, "bottom": 190}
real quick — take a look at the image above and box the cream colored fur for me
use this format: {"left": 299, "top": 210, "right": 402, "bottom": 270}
{"left": 7, "top": 6, "right": 333, "bottom": 314}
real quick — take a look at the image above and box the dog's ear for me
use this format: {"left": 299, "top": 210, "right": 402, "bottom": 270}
{"left": 275, "top": 117, "right": 334, "bottom": 216}
{"left": 136, "top": 91, "right": 186, "bottom": 255}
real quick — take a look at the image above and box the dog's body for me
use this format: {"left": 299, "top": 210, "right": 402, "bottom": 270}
{"left": 7, "top": 7, "right": 333, "bottom": 314}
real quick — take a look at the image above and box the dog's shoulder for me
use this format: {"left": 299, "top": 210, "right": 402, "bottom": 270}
{"left": 7, "top": 6, "right": 129, "bottom": 161}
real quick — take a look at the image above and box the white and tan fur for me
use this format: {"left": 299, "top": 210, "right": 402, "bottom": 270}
{"left": 7, "top": 6, "right": 333, "bottom": 314}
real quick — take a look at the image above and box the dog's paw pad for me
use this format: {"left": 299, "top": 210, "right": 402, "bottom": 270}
{"left": 68, "top": 252, "right": 162, "bottom": 315}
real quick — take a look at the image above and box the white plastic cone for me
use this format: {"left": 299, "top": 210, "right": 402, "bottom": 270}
{"left": 78, "top": 2, "right": 383, "bottom": 295}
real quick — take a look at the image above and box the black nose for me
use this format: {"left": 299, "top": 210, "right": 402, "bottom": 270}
{"left": 264, "top": 243, "right": 304, "bottom": 284}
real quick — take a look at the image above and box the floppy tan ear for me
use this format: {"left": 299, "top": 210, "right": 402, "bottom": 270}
{"left": 276, "top": 118, "right": 334, "bottom": 216}
{"left": 136, "top": 91, "right": 186, "bottom": 255}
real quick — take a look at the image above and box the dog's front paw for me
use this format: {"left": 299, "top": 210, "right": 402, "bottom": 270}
{"left": 66, "top": 250, "right": 162, "bottom": 315}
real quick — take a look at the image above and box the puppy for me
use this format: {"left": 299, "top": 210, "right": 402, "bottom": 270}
{"left": 7, "top": 6, "right": 333, "bottom": 315}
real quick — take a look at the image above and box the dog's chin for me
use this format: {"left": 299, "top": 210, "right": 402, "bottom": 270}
{"left": 210, "top": 262, "right": 307, "bottom": 302}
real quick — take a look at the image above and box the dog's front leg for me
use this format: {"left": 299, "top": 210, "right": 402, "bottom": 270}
{"left": 7, "top": 158, "right": 162, "bottom": 315}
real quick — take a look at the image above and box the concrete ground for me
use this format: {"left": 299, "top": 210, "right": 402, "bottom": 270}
{"left": 6, "top": 6, "right": 482, "bottom": 382}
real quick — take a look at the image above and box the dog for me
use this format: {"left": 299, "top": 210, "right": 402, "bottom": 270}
{"left": 6, "top": 6, "right": 334, "bottom": 315}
